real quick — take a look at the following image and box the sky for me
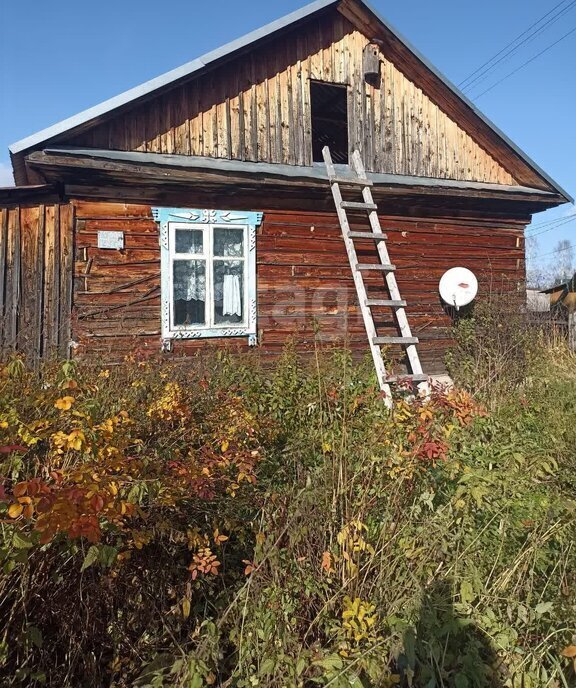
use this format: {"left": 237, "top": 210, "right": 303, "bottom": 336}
{"left": 0, "top": 0, "right": 574, "bottom": 269}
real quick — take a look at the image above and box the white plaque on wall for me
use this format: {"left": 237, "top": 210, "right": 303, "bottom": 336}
{"left": 97, "top": 231, "right": 125, "bottom": 250}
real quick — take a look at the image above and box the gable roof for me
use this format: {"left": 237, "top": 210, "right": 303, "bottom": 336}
{"left": 9, "top": 0, "right": 572, "bottom": 202}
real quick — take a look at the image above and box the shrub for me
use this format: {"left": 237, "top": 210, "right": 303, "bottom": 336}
{"left": 445, "top": 290, "right": 541, "bottom": 401}
{"left": 0, "top": 345, "right": 574, "bottom": 687}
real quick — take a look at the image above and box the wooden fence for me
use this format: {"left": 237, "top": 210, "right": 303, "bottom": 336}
{"left": 0, "top": 203, "right": 74, "bottom": 359}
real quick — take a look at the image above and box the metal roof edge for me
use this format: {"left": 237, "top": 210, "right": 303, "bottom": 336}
{"left": 358, "top": 0, "right": 573, "bottom": 203}
{"left": 9, "top": 0, "right": 338, "bottom": 155}
{"left": 42, "top": 147, "right": 565, "bottom": 198}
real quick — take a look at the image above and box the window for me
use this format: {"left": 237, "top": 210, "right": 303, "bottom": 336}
{"left": 153, "top": 208, "right": 261, "bottom": 347}
{"left": 310, "top": 81, "right": 349, "bottom": 164}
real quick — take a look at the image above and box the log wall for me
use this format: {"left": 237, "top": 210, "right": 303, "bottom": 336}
{"left": 67, "top": 13, "right": 516, "bottom": 187}
{"left": 0, "top": 203, "right": 74, "bottom": 359}
{"left": 72, "top": 200, "right": 525, "bottom": 372}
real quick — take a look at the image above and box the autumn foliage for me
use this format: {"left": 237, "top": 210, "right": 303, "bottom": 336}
{"left": 2, "top": 363, "right": 264, "bottom": 551}
{"left": 0, "top": 347, "right": 574, "bottom": 687}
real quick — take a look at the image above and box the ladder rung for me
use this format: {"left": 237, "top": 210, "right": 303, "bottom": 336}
{"left": 347, "top": 231, "right": 388, "bottom": 241}
{"left": 356, "top": 263, "right": 396, "bottom": 272}
{"left": 330, "top": 176, "right": 373, "bottom": 187}
{"left": 373, "top": 336, "right": 419, "bottom": 345}
{"left": 324, "top": 147, "right": 427, "bottom": 399}
{"left": 340, "top": 201, "right": 378, "bottom": 211}
{"left": 385, "top": 373, "right": 428, "bottom": 383}
{"left": 365, "top": 299, "right": 407, "bottom": 307}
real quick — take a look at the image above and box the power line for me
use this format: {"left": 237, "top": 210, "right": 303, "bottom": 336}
{"left": 464, "top": 2, "right": 576, "bottom": 93}
{"left": 459, "top": 0, "right": 571, "bottom": 87}
{"left": 532, "top": 242, "right": 575, "bottom": 260}
{"left": 527, "top": 213, "right": 574, "bottom": 231}
{"left": 530, "top": 207, "right": 576, "bottom": 227}
{"left": 472, "top": 25, "right": 576, "bottom": 99}
{"left": 526, "top": 215, "right": 576, "bottom": 238}
{"left": 459, "top": 0, "right": 576, "bottom": 91}
{"left": 525, "top": 210, "right": 576, "bottom": 233}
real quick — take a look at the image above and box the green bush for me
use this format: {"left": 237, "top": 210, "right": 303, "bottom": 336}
{"left": 0, "top": 342, "right": 574, "bottom": 687}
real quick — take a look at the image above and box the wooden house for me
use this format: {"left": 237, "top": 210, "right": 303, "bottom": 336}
{"left": 541, "top": 274, "right": 576, "bottom": 350}
{"left": 542, "top": 273, "right": 576, "bottom": 311}
{"left": 0, "top": 0, "right": 571, "bottom": 375}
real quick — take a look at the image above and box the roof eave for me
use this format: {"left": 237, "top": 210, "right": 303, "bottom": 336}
{"left": 7, "top": 0, "right": 572, "bottom": 203}
{"left": 31, "top": 147, "right": 568, "bottom": 204}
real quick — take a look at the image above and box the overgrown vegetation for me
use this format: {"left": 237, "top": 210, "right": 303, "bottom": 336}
{"left": 0, "top": 328, "right": 575, "bottom": 686}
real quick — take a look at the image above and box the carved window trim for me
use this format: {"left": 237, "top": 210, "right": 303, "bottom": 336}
{"left": 153, "top": 207, "right": 262, "bottom": 348}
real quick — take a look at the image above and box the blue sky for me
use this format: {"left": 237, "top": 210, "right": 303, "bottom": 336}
{"left": 0, "top": 0, "right": 574, "bottom": 266}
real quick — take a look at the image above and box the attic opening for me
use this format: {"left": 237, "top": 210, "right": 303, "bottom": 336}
{"left": 310, "top": 81, "right": 349, "bottom": 164}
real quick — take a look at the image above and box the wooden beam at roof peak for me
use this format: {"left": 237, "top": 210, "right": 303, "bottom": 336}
{"left": 336, "top": 0, "right": 379, "bottom": 38}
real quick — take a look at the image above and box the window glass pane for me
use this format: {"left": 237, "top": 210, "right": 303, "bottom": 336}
{"left": 213, "top": 260, "right": 244, "bottom": 325}
{"left": 173, "top": 260, "right": 206, "bottom": 326}
{"left": 175, "top": 228, "right": 203, "bottom": 254}
{"left": 214, "top": 227, "right": 244, "bottom": 257}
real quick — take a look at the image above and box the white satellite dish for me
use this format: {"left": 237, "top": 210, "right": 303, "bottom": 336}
{"left": 439, "top": 267, "right": 478, "bottom": 310}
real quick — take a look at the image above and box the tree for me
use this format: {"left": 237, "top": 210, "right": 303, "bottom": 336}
{"left": 525, "top": 236, "right": 554, "bottom": 289}
{"left": 553, "top": 239, "right": 574, "bottom": 284}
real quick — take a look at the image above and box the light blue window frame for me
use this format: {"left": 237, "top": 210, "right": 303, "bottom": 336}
{"left": 153, "top": 207, "right": 262, "bottom": 348}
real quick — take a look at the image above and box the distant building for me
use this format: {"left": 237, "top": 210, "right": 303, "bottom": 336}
{"left": 541, "top": 273, "right": 576, "bottom": 311}
{"left": 526, "top": 289, "right": 550, "bottom": 313}
{"left": 539, "top": 273, "right": 576, "bottom": 350}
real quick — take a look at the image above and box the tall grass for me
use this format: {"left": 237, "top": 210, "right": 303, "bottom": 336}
{"left": 0, "top": 333, "right": 574, "bottom": 687}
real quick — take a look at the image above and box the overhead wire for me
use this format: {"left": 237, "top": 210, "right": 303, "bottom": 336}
{"left": 458, "top": 0, "right": 571, "bottom": 87}
{"left": 471, "top": 25, "right": 576, "bottom": 99}
{"left": 528, "top": 210, "right": 576, "bottom": 230}
{"left": 459, "top": 0, "right": 576, "bottom": 92}
{"left": 526, "top": 215, "right": 576, "bottom": 238}
{"left": 531, "top": 243, "right": 575, "bottom": 260}
{"left": 527, "top": 215, "right": 572, "bottom": 232}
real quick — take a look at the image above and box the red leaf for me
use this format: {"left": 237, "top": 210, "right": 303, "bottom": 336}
{"left": 0, "top": 445, "right": 27, "bottom": 454}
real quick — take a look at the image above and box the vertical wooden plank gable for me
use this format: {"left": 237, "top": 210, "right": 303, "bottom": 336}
{"left": 64, "top": 12, "right": 516, "bottom": 186}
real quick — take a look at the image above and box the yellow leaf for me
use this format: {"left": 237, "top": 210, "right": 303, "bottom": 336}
{"left": 182, "top": 598, "right": 191, "bottom": 619}
{"left": 54, "top": 396, "right": 75, "bottom": 411}
{"left": 419, "top": 407, "right": 433, "bottom": 421}
{"left": 221, "top": 440, "right": 229, "bottom": 453}
{"left": 213, "top": 529, "right": 229, "bottom": 544}
{"left": 560, "top": 645, "right": 576, "bottom": 658}
{"left": 242, "top": 559, "right": 255, "bottom": 575}
{"left": 8, "top": 503, "right": 23, "bottom": 519}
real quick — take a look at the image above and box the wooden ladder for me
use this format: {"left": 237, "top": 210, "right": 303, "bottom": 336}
{"left": 323, "top": 146, "right": 429, "bottom": 407}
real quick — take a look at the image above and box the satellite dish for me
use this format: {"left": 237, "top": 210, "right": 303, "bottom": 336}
{"left": 439, "top": 267, "right": 478, "bottom": 310}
